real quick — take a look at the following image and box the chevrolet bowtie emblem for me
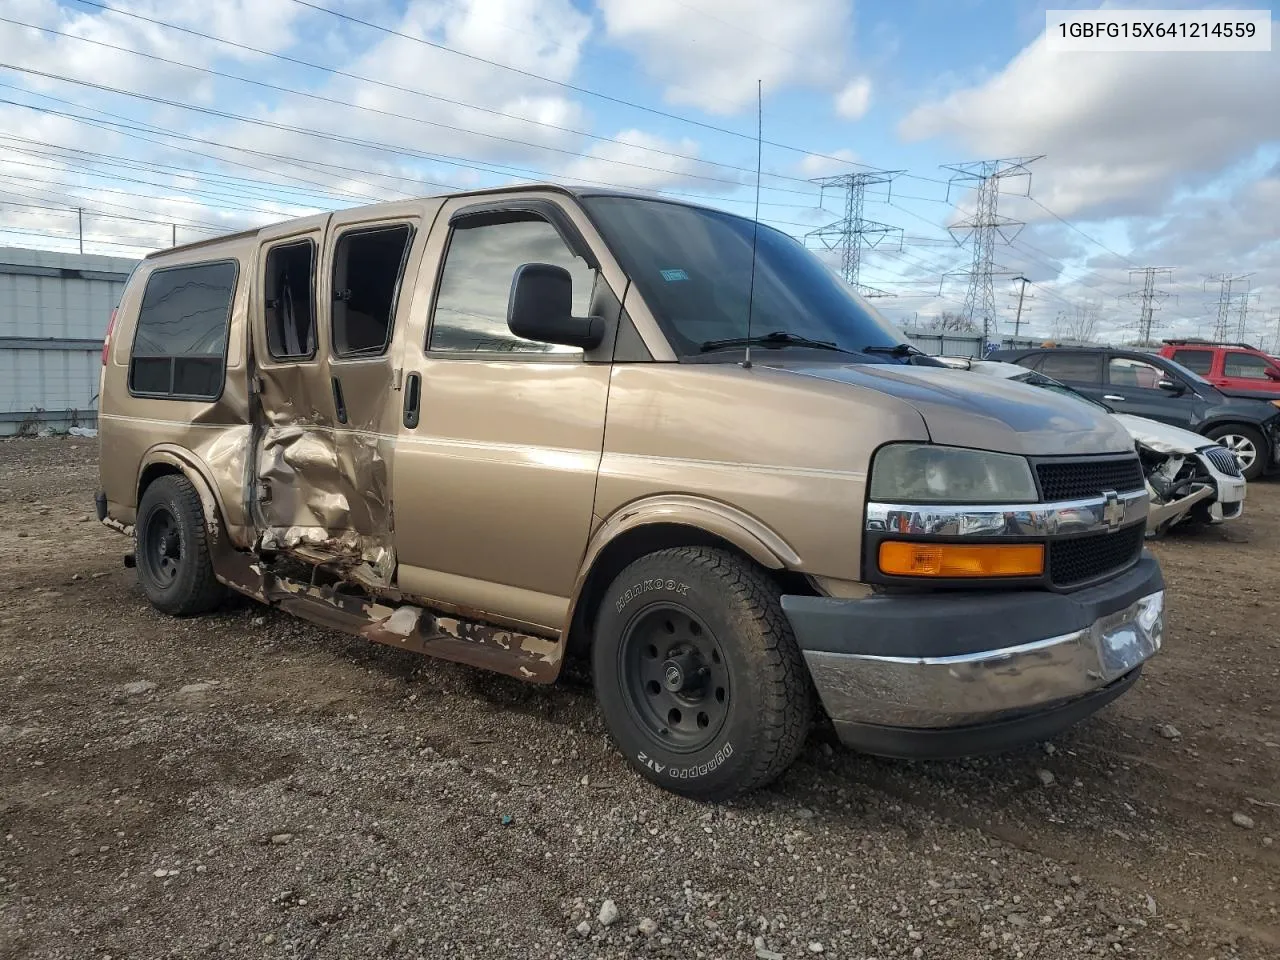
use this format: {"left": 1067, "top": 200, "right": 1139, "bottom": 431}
{"left": 1101, "top": 490, "right": 1125, "bottom": 530}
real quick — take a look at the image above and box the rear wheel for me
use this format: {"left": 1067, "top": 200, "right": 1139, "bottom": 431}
{"left": 592, "top": 547, "right": 812, "bottom": 800}
{"left": 136, "top": 475, "right": 225, "bottom": 616}
{"left": 1206, "top": 424, "right": 1266, "bottom": 481}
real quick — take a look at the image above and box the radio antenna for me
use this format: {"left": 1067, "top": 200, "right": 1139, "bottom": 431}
{"left": 742, "top": 79, "right": 762, "bottom": 370}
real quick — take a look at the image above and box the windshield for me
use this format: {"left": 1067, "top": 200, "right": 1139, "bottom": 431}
{"left": 1159, "top": 355, "right": 1214, "bottom": 388}
{"left": 582, "top": 195, "right": 911, "bottom": 360}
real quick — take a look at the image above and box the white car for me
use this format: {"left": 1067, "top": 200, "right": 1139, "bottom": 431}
{"left": 938, "top": 357, "right": 1246, "bottom": 536}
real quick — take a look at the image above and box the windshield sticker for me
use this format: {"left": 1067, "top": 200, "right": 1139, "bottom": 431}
{"left": 660, "top": 268, "right": 689, "bottom": 282}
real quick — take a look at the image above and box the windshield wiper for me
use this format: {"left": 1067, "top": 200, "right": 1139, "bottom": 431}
{"left": 699, "top": 330, "right": 851, "bottom": 354}
{"left": 862, "top": 342, "right": 927, "bottom": 358}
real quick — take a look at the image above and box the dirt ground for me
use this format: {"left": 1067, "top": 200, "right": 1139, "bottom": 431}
{"left": 0, "top": 437, "right": 1277, "bottom": 960}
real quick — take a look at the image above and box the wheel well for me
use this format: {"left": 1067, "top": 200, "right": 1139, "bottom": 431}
{"left": 564, "top": 522, "right": 814, "bottom": 660}
{"left": 137, "top": 462, "right": 183, "bottom": 506}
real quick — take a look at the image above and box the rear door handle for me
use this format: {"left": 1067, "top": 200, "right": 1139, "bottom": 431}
{"left": 1103, "top": 394, "right": 1125, "bottom": 401}
{"left": 332, "top": 376, "right": 348, "bottom": 424}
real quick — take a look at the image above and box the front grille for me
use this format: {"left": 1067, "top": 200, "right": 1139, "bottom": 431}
{"left": 1035, "top": 457, "right": 1145, "bottom": 501}
{"left": 1048, "top": 524, "right": 1145, "bottom": 587}
{"left": 1203, "top": 445, "right": 1243, "bottom": 478}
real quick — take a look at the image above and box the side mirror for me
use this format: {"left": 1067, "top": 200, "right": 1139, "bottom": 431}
{"left": 506, "top": 263, "right": 603, "bottom": 350}
{"left": 1157, "top": 378, "right": 1183, "bottom": 394}
{"left": 1265, "top": 367, "right": 1280, "bottom": 381}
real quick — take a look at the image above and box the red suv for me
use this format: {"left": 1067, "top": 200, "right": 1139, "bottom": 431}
{"left": 1159, "top": 340, "right": 1280, "bottom": 398}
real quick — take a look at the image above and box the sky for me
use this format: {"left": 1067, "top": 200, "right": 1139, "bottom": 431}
{"left": 0, "top": 0, "right": 1277, "bottom": 345}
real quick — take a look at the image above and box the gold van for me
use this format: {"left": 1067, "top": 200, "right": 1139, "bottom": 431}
{"left": 96, "top": 186, "right": 1164, "bottom": 799}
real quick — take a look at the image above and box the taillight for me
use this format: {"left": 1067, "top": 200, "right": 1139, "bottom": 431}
{"left": 102, "top": 308, "right": 117, "bottom": 365}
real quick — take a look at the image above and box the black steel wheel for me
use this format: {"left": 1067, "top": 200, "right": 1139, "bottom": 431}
{"left": 141, "top": 505, "right": 182, "bottom": 587}
{"left": 619, "top": 604, "right": 731, "bottom": 754}
{"left": 593, "top": 546, "right": 812, "bottom": 800}
{"left": 135, "top": 474, "right": 225, "bottom": 616}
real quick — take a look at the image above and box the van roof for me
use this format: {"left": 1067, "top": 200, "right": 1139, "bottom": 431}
{"left": 146, "top": 183, "right": 736, "bottom": 261}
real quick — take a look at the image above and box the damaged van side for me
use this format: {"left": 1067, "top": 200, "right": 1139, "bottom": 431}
{"left": 97, "top": 186, "right": 1165, "bottom": 800}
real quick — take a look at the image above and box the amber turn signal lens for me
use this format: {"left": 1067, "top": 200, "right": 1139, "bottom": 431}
{"left": 878, "top": 541, "right": 1044, "bottom": 578}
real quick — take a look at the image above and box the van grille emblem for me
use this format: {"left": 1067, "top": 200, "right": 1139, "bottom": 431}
{"left": 1101, "top": 490, "right": 1124, "bottom": 531}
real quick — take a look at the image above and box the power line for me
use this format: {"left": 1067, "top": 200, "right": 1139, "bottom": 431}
{"left": 1028, "top": 197, "right": 1137, "bottom": 268}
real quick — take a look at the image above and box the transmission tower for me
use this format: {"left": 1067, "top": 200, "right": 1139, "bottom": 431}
{"left": 1119, "top": 267, "right": 1174, "bottom": 345}
{"left": 807, "top": 170, "right": 904, "bottom": 297}
{"left": 940, "top": 156, "right": 1043, "bottom": 344}
{"left": 1205, "top": 273, "right": 1253, "bottom": 341}
{"left": 1235, "top": 288, "right": 1259, "bottom": 341}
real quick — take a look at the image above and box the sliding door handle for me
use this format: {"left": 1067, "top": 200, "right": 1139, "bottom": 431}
{"left": 403, "top": 372, "right": 421, "bottom": 428}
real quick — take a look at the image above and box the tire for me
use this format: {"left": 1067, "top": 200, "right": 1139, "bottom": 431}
{"left": 1206, "top": 424, "right": 1266, "bottom": 481}
{"left": 591, "top": 547, "right": 812, "bottom": 801}
{"left": 135, "top": 475, "right": 225, "bottom": 616}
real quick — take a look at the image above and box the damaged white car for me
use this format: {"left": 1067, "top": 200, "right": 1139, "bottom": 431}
{"left": 939, "top": 357, "right": 1246, "bottom": 536}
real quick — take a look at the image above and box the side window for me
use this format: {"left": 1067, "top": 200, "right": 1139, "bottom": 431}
{"left": 1108, "top": 356, "right": 1165, "bottom": 389}
{"left": 1172, "top": 348, "right": 1212, "bottom": 375}
{"left": 331, "top": 224, "right": 413, "bottom": 358}
{"left": 128, "top": 260, "right": 237, "bottom": 400}
{"left": 264, "top": 240, "right": 316, "bottom": 360}
{"left": 429, "top": 215, "right": 596, "bottom": 354}
{"left": 1039, "top": 352, "right": 1102, "bottom": 383}
{"left": 1223, "top": 351, "right": 1271, "bottom": 379}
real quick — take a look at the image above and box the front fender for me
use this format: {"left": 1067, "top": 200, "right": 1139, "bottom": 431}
{"left": 562, "top": 494, "right": 801, "bottom": 636}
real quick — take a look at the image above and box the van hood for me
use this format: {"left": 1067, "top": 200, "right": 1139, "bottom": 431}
{"left": 767, "top": 360, "right": 1136, "bottom": 456}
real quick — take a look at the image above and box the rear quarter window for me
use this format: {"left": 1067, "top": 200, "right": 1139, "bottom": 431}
{"left": 128, "top": 260, "right": 238, "bottom": 401}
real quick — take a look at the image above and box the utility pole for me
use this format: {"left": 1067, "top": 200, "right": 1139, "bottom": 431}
{"left": 1119, "top": 267, "right": 1174, "bottom": 345}
{"left": 1205, "top": 273, "right": 1252, "bottom": 341}
{"left": 77, "top": 207, "right": 83, "bottom": 254}
{"left": 939, "top": 156, "right": 1043, "bottom": 345}
{"left": 807, "top": 169, "right": 904, "bottom": 298}
{"left": 1011, "top": 276, "right": 1032, "bottom": 338}
{"left": 172, "top": 223, "right": 177, "bottom": 247}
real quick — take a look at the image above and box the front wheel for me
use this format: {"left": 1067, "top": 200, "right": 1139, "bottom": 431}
{"left": 1206, "top": 424, "right": 1266, "bottom": 481}
{"left": 592, "top": 547, "right": 812, "bottom": 800}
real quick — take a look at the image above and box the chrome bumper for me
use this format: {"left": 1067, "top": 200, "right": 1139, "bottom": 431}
{"left": 800, "top": 589, "right": 1163, "bottom": 730}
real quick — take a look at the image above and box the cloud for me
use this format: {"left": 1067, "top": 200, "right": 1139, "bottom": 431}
{"left": 898, "top": 26, "right": 1280, "bottom": 219}
{"left": 597, "top": 0, "right": 853, "bottom": 114}
{"left": 834, "top": 76, "right": 871, "bottom": 120}
{"left": 560, "top": 129, "right": 738, "bottom": 191}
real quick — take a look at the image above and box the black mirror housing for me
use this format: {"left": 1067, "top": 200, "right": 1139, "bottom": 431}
{"left": 1156, "top": 378, "right": 1183, "bottom": 393}
{"left": 506, "top": 263, "right": 604, "bottom": 350}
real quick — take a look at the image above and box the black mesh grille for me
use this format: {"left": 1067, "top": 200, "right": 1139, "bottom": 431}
{"left": 1048, "top": 525, "right": 1145, "bottom": 587}
{"left": 1204, "top": 445, "right": 1243, "bottom": 478}
{"left": 1035, "top": 458, "right": 1145, "bottom": 501}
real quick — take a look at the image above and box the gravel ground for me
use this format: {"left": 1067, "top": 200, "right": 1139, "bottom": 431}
{"left": 1, "top": 437, "right": 1277, "bottom": 960}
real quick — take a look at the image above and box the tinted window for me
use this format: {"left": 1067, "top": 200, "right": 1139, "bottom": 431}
{"left": 264, "top": 240, "right": 316, "bottom": 360}
{"left": 128, "top": 260, "right": 237, "bottom": 400}
{"left": 429, "top": 216, "right": 595, "bottom": 354}
{"left": 332, "top": 224, "right": 413, "bottom": 357}
{"left": 1224, "top": 351, "right": 1273, "bottom": 379}
{"left": 1171, "top": 348, "right": 1212, "bottom": 375}
{"left": 582, "top": 196, "right": 908, "bottom": 359}
{"left": 1108, "top": 356, "right": 1165, "bottom": 389}
{"left": 1038, "top": 352, "right": 1102, "bottom": 382}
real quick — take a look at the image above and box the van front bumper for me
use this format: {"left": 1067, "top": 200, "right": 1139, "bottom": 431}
{"left": 781, "top": 555, "right": 1164, "bottom": 759}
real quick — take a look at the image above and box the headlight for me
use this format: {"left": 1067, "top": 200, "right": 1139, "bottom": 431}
{"left": 869, "top": 444, "right": 1038, "bottom": 504}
